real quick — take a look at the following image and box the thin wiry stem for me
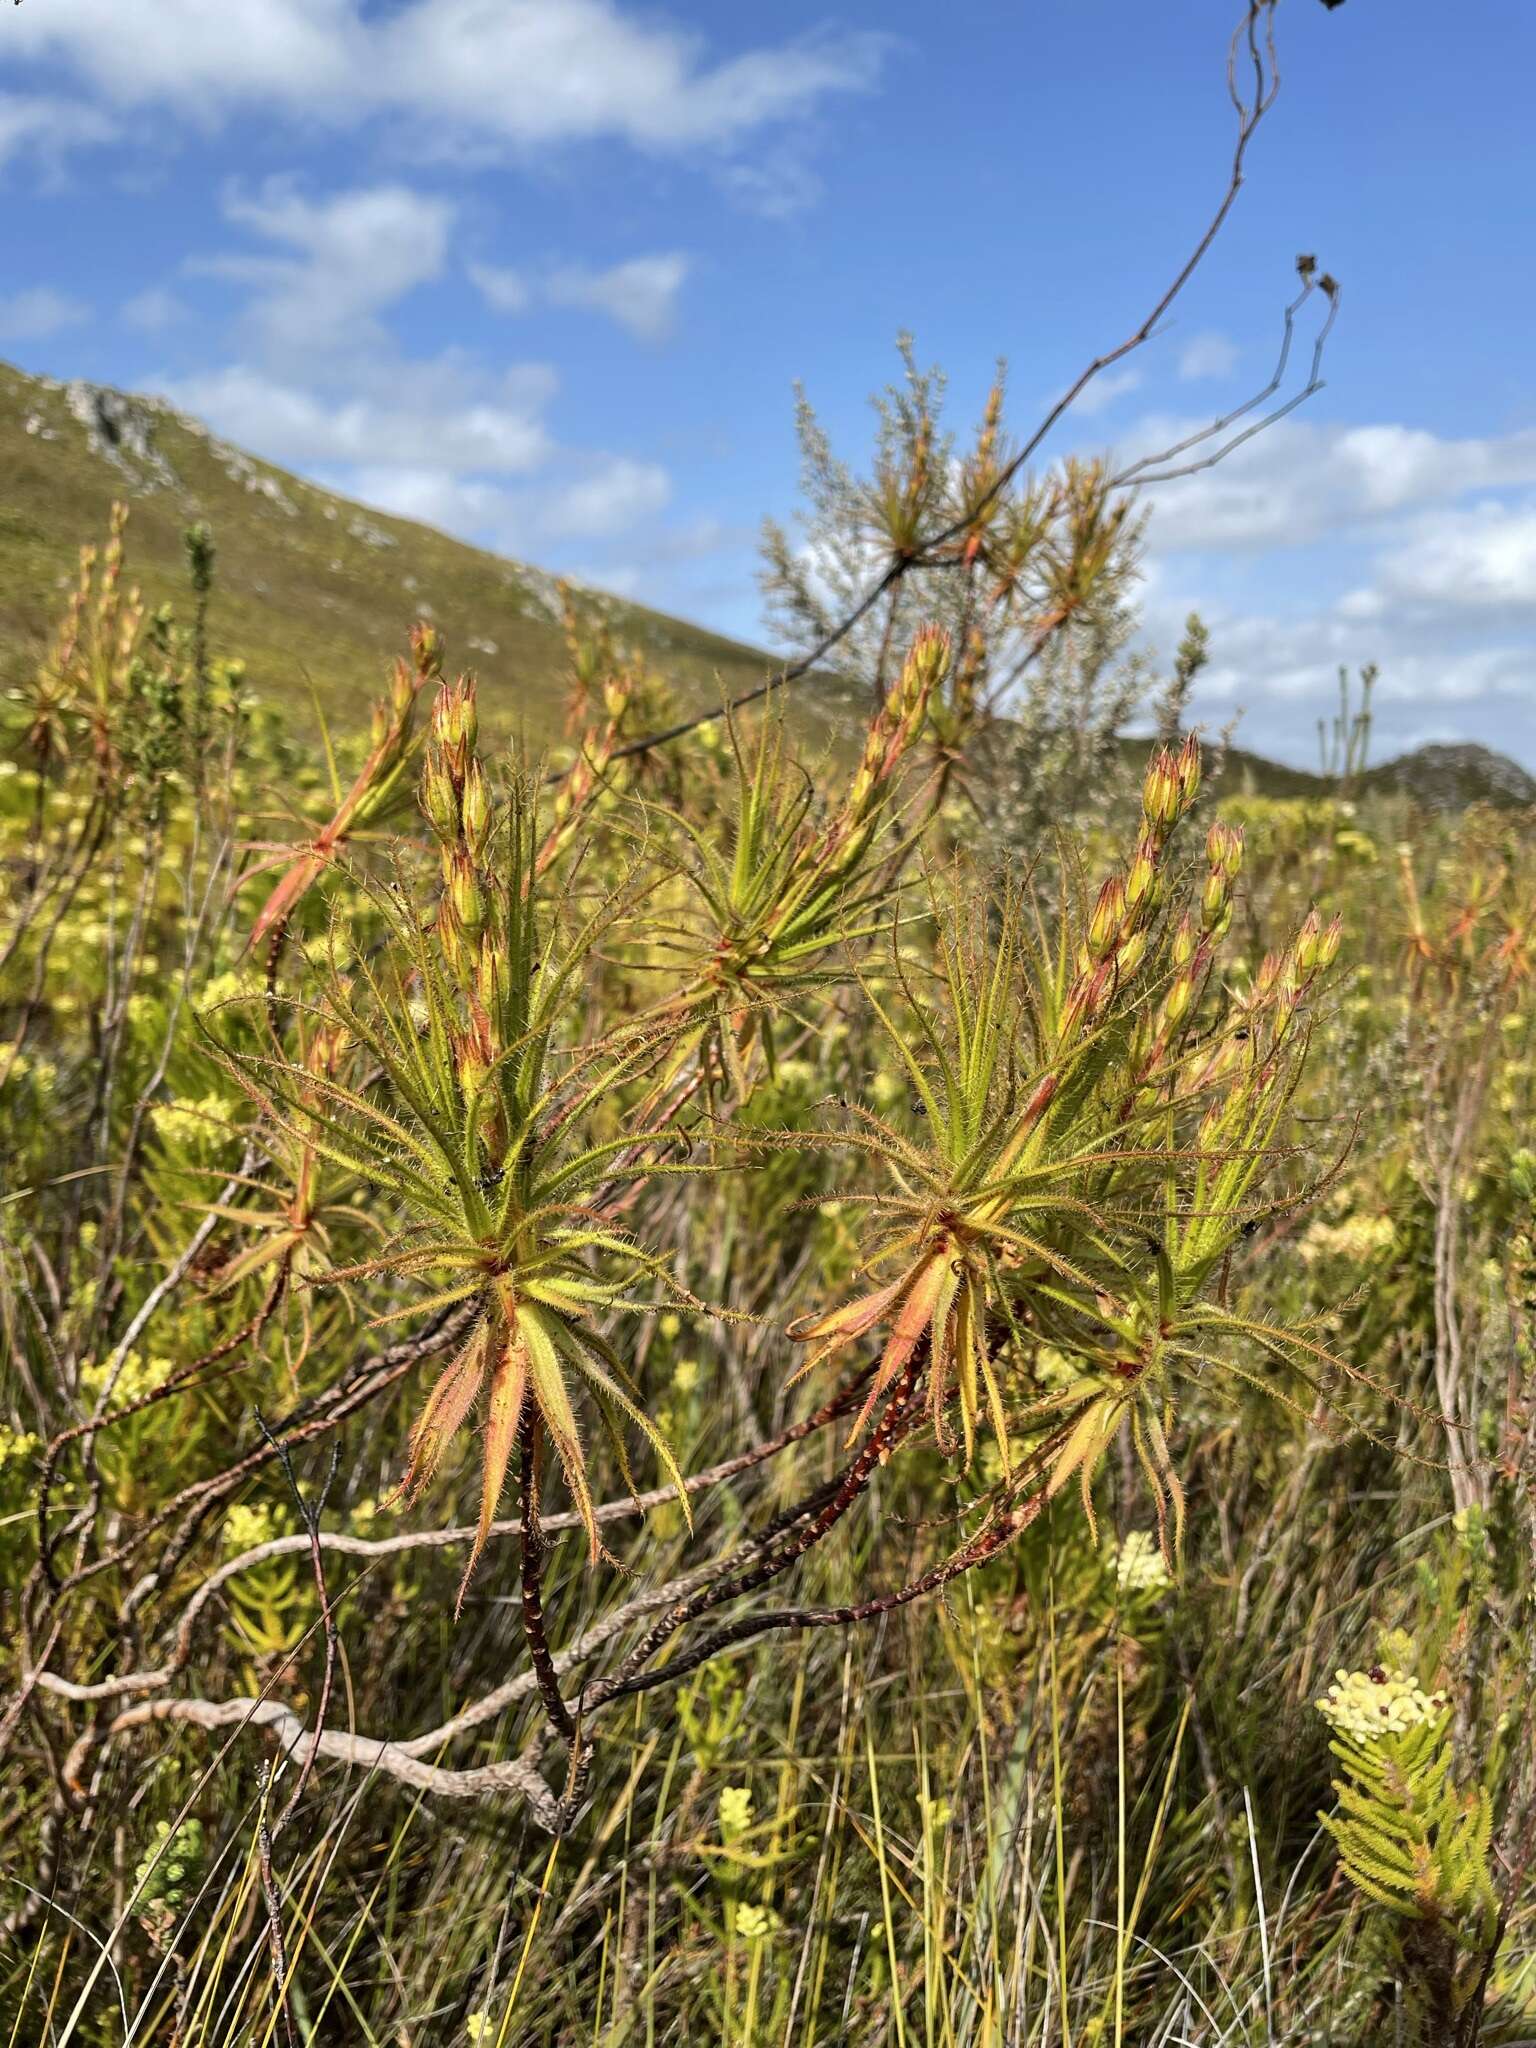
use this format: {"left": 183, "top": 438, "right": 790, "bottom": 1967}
{"left": 602, "top": 2, "right": 1317, "bottom": 765}
{"left": 518, "top": 1412, "right": 576, "bottom": 1744}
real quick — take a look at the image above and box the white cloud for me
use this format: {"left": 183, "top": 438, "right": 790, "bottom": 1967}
{"left": 718, "top": 147, "right": 823, "bottom": 219}
{"left": 467, "top": 263, "right": 531, "bottom": 316}
{"left": 338, "top": 452, "right": 671, "bottom": 551}
{"left": 121, "top": 287, "right": 187, "bottom": 334}
{"left": 1139, "top": 552, "right": 1536, "bottom": 769}
{"left": 198, "top": 182, "right": 456, "bottom": 359}
{"left": 0, "top": 286, "right": 90, "bottom": 341}
{"left": 1069, "top": 367, "right": 1142, "bottom": 419}
{"left": 544, "top": 254, "right": 689, "bottom": 341}
{"left": 1178, "top": 331, "right": 1238, "bottom": 381}
{"left": 1365, "top": 500, "right": 1536, "bottom": 614}
{"left": 469, "top": 252, "right": 690, "bottom": 339}
{"left": 0, "top": 92, "right": 118, "bottom": 174}
{"left": 9, "top": 0, "right": 885, "bottom": 155}
{"left": 541, "top": 457, "right": 672, "bottom": 536}
{"left": 1130, "top": 416, "right": 1536, "bottom": 768}
{"left": 1137, "top": 417, "right": 1536, "bottom": 553}
{"left": 154, "top": 173, "right": 692, "bottom": 575}
{"left": 164, "top": 362, "right": 557, "bottom": 476}
{"left": 336, "top": 467, "right": 517, "bottom": 541}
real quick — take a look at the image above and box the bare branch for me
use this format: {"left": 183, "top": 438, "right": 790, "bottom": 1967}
{"left": 604, "top": 1, "right": 1320, "bottom": 764}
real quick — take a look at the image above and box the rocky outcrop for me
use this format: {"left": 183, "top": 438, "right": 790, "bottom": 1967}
{"left": 63, "top": 381, "right": 179, "bottom": 489}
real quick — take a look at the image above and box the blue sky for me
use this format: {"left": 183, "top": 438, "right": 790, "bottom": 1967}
{"left": 4, "top": 0, "right": 1536, "bottom": 768}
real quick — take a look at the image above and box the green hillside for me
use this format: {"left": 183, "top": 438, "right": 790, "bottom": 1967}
{"left": 2, "top": 357, "right": 1531, "bottom": 807}
{"left": 0, "top": 357, "right": 864, "bottom": 752}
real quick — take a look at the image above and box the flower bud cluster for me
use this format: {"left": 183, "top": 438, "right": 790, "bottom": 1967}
{"left": 846, "top": 626, "right": 948, "bottom": 823}
{"left": 1231, "top": 906, "right": 1343, "bottom": 1061}
{"left": 421, "top": 678, "right": 477, "bottom": 841}
{"left": 1063, "top": 737, "right": 1205, "bottom": 1043}
{"left": 421, "top": 676, "right": 498, "bottom": 987}
{"left": 1140, "top": 733, "right": 1201, "bottom": 840}
{"left": 540, "top": 653, "right": 640, "bottom": 876}
{"left": 1202, "top": 820, "right": 1244, "bottom": 939}
{"left": 540, "top": 594, "right": 648, "bottom": 874}
{"left": 1316, "top": 1663, "right": 1446, "bottom": 1744}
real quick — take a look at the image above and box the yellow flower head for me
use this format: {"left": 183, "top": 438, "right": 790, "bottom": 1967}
{"left": 733, "top": 1901, "right": 780, "bottom": 1940}
{"left": 719, "top": 1785, "right": 754, "bottom": 1836}
{"left": 1316, "top": 1663, "right": 1445, "bottom": 1744}
{"left": 222, "top": 1503, "right": 281, "bottom": 1555}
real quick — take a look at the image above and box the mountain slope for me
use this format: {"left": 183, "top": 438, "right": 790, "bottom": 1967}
{"left": 1359, "top": 742, "right": 1536, "bottom": 811}
{"left": 2, "top": 359, "right": 1531, "bottom": 808}
{"left": 0, "top": 358, "right": 861, "bottom": 750}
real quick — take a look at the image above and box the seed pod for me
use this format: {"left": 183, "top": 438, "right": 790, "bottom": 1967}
{"left": 461, "top": 757, "right": 493, "bottom": 860}
{"left": 456, "top": 1027, "right": 492, "bottom": 1101}
{"left": 412, "top": 622, "right": 445, "bottom": 681}
{"left": 1175, "top": 732, "right": 1202, "bottom": 811}
{"left": 431, "top": 675, "right": 478, "bottom": 763}
{"left": 448, "top": 854, "right": 487, "bottom": 945}
{"left": 1088, "top": 875, "right": 1127, "bottom": 959}
{"left": 1202, "top": 866, "right": 1230, "bottom": 933}
{"left": 1162, "top": 971, "right": 1194, "bottom": 1029}
{"left": 420, "top": 751, "right": 460, "bottom": 843}
{"left": 1125, "top": 840, "right": 1159, "bottom": 916}
{"left": 1141, "top": 748, "right": 1180, "bottom": 835}
{"left": 1064, "top": 958, "right": 1115, "bottom": 1035}
{"left": 389, "top": 654, "right": 418, "bottom": 724}
{"left": 1207, "top": 819, "right": 1244, "bottom": 880}
{"left": 475, "top": 944, "right": 503, "bottom": 1017}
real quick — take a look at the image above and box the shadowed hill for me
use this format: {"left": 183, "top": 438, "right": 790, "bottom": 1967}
{"left": 0, "top": 357, "right": 866, "bottom": 753}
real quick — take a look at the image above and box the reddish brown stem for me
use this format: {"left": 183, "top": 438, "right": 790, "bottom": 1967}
{"left": 583, "top": 1349, "right": 925, "bottom": 1714}
{"left": 519, "top": 1413, "right": 575, "bottom": 1744}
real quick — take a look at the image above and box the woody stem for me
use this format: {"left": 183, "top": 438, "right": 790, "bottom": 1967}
{"left": 519, "top": 1413, "right": 575, "bottom": 1744}
{"left": 583, "top": 1348, "right": 926, "bottom": 1715}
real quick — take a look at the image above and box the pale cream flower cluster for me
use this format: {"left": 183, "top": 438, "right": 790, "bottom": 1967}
{"left": 0, "top": 1426, "right": 40, "bottom": 1472}
{"left": 1112, "top": 1529, "right": 1172, "bottom": 1597}
{"left": 152, "top": 1092, "right": 236, "bottom": 1150}
{"left": 222, "top": 1502, "right": 282, "bottom": 1554}
{"left": 1298, "top": 1212, "right": 1396, "bottom": 1266}
{"left": 1316, "top": 1663, "right": 1445, "bottom": 1743}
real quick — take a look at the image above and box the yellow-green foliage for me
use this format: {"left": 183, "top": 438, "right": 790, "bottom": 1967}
{"left": 4, "top": 501, "right": 1536, "bottom": 2048}
{"left": 1318, "top": 1659, "right": 1499, "bottom": 1976}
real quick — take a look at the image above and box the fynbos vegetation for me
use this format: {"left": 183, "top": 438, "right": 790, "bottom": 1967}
{"left": 3, "top": 7, "right": 1534, "bottom": 2046}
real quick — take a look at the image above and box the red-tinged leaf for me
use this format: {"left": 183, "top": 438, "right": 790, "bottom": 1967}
{"left": 786, "top": 1274, "right": 905, "bottom": 1348}
{"left": 395, "top": 1320, "right": 490, "bottom": 1506}
{"left": 247, "top": 847, "right": 329, "bottom": 954}
{"left": 519, "top": 1303, "right": 601, "bottom": 1562}
{"left": 847, "top": 1252, "right": 948, "bottom": 1443}
{"left": 457, "top": 1327, "right": 529, "bottom": 1612}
